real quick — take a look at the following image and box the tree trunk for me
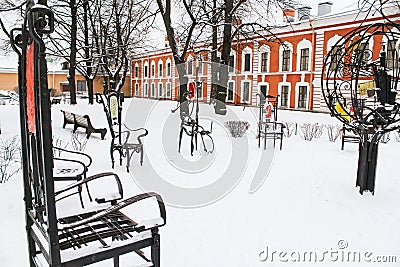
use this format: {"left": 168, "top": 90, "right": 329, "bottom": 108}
{"left": 214, "top": 0, "right": 233, "bottom": 115}
{"left": 69, "top": 0, "right": 77, "bottom": 104}
{"left": 83, "top": 0, "right": 93, "bottom": 104}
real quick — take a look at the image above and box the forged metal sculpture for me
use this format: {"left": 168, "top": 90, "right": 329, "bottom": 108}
{"left": 96, "top": 89, "right": 148, "bottom": 172}
{"left": 257, "top": 94, "right": 285, "bottom": 150}
{"left": 174, "top": 64, "right": 214, "bottom": 156}
{"left": 322, "top": 20, "right": 400, "bottom": 194}
{"left": 11, "top": 1, "right": 165, "bottom": 266}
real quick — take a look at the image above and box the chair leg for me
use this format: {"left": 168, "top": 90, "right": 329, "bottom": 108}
{"left": 140, "top": 146, "right": 144, "bottom": 165}
{"left": 113, "top": 256, "right": 120, "bottom": 267}
{"left": 151, "top": 229, "right": 160, "bottom": 267}
{"left": 178, "top": 128, "right": 184, "bottom": 153}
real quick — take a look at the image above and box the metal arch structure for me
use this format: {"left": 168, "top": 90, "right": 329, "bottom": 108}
{"left": 322, "top": 20, "right": 400, "bottom": 194}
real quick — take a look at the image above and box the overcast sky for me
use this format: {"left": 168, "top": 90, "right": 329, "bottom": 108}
{"left": 302, "top": 0, "right": 360, "bottom": 15}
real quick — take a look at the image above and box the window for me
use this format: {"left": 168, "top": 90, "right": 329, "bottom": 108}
{"left": 167, "top": 62, "right": 171, "bottom": 76}
{"left": 386, "top": 39, "right": 398, "bottom": 70}
{"left": 144, "top": 83, "right": 148, "bottom": 97}
{"left": 281, "top": 86, "right": 289, "bottom": 107}
{"left": 197, "top": 82, "right": 203, "bottom": 99}
{"left": 197, "top": 55, "right": 203, "bottom": 75}
{"left": 244, "top": 54, "right": 251, "bottom": 72}
{"left": 242, "top": 81, "right": 250, "bottom": 103}
{"left": 300, "top": 48, "right": 309, "bottom": 71}
{"left": 261, "top": 52, "right": 269, "bottom": 72}
{"left": 144, "top": 65, "right": 148, "bottom": 78}
{"left": 227, "top": 81, "right": 234, "bottom": 101}
{"left": 135, "top": 83, "right": 139, "bottom": 96}
{"left": 298, "top": 86, "right": 307, "bottom": 108}
{"left": 151, "top": 64, "right": 155, "bottom": 77}
{"left": 77, "top": 80, "right": 86, "bottom": 92}
{"left": 329, "top": 45, "right": 342, "bottom": 72}
{"left": 135, "top": 66, "right": 139, "bottom": 78}
{"left": 159, "top": 63, "right": 163, "bottom": 77}
{"left": 151, "top": 83, "right": 155, "bottom": 97}
{"left": 282, "top": 49, "right": 291, "bottom": 71}
{"left": 229, "top": 55, "right": 235, "bottom": 72}
{"left": 166, "top": 82, "right": 171, "bottom": 97}
{"left": 158, "top": 83, "right": 163, "bottom": 97}
{"left": 187, "top": 59, "right": 193, "bottom": 75}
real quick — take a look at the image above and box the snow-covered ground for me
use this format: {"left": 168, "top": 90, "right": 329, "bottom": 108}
{"left": 0, "top": 98, "right": 400, "bottom": 266}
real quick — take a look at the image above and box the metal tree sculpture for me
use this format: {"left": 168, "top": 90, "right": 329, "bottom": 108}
{"left": 322, "top": 21, "right": 400, "bottom": 194}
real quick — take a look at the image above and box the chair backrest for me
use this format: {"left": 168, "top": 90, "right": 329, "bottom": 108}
{"left": 12, "top": 2, "right": 61, "bottom": 265}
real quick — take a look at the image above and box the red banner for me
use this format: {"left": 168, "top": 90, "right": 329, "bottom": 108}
{"left": 26, "top": 43, "right": 36, "bottom": 135}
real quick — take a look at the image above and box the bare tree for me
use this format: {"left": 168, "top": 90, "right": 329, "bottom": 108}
{"left": 0, "top": 136, "right": 21, "bottom": 183}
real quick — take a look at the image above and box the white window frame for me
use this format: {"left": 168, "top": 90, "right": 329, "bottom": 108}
{"left": 151, "top": 82, "right": 155, "bottom": 97}
{"left": 166, "top": 82, "right": 171, "bottom": 98}
{"left": 151, "top": 60, "right": 155, "bottom": 77}
{"left": 134, "top": 63, "right": 139, "bottom": 78}
{"left": 158, "top": 82, "right": 163, "bottom": 97}
{"left": 227, "top": 80, "right": 235, "bottom": 102}
{"left": 258, "top": 45, "right": 270, "bottom": 73}
{"left": 278, "top": 82, "right": 291, "bottom": 108}
{"left": 143, "top": 61, "right": 149, "bottom": 78}
{"left": 197, "top": 82, "right": 203, "bottom": 100}
{"left": 135, "top": 83, "right": 139, "bottom": 96}
{"left": 228, "top": 50, "right": 236, "bottom": 73}
{"left": 166, "top": 58, "right": 172, "bottom": 77}
{"left": 296, "top": 39, "right": 312, "bottom": 72}
{"left": 258, "top": 82, "right": 269, "bottom": 104}
{"left": 241, "top": 80, "right": 251, "bottom": 103}
{"left": 295, "top": 82, "right": 309, "bottom": 109}
{"left": 144, "top": 83, "right": 149, "bottom": 97}
{"left": 279, "top": 41, "right": 293, "bottom": 72}
{"left": 242, "top": 46, "right": 252, "bottom": 73}
{"left": 187, "top": 55, "right": 194, "bottom": 76}
{"left": 158, "top": 59, "right": 163, "bottom": 77}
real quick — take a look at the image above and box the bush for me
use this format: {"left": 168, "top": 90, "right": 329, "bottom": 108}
{"left": 326, "top": 124, "right": 342, "bottom": 142}
{"left": 0, "top": 136, "right": 21, "bottom": 183}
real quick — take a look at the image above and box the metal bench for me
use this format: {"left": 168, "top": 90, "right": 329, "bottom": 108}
{"left": 61, "top": 110, "right": 75, "bottom": 128}
{"left": 61, "top": 110, "right": 107, "bottom": 139}
{"left": 73, "top": 113, "right": 107, "bottom": 139}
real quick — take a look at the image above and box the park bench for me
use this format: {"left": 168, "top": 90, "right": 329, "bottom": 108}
{"left": 61, "top": 110, "right": 107, "bottom": 139}
{"left": 51, "top": 97, "right": 61, "bottom": 104}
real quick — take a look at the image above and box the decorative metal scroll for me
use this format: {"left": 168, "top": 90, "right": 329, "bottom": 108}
{"left": 322, "top": 21, "right": 400, "bottom": 194}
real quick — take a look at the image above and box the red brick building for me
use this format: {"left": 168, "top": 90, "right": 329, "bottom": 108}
{"left": 131, "top": 3, "right": 400, "bottom": 111}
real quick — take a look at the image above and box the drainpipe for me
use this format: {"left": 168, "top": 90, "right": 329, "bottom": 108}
{"left": 309, "top": 18, "right": 315, "bottom": 110}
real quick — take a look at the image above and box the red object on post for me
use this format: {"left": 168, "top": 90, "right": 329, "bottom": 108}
{"left": 265, "top": 103, "right": 273, "bottom": 119}
{"left": 188, "top": 82, "right": 195, "bottom": 99}
{"left": 26, "top": 43, "right": 36, "bottom": 135}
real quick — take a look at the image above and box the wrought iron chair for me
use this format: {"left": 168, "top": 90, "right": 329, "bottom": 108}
{"left": 257, "top": 94, "right": 285, "bottom": 150}
{"left": 11, "top": 3, "right": 166, "bottom": 266}
{"left": 53, "top": 146, "right": 93, "bottom": 208}
{"left": 96, "top": 92, "right": 149, "bottom": 172}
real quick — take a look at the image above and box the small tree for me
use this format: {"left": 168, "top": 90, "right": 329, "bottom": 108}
{"left": 0, "top": 136, "right": 21, "bottom": 183}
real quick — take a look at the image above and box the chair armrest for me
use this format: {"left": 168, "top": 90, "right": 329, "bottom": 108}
{"left": 59, "top": 192, "right": 166, "bottom": 231}
{"left": 55, "top": 172, "right": 123, "bottom": 201}
{"left": 53, "top": 158, "right": 86, "bottom": 178}
{"left": 53, "top": 146, "right": 92, "bottom": 169}
{"left": 123, "top": 124, "right": 149, "bottom": 144}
